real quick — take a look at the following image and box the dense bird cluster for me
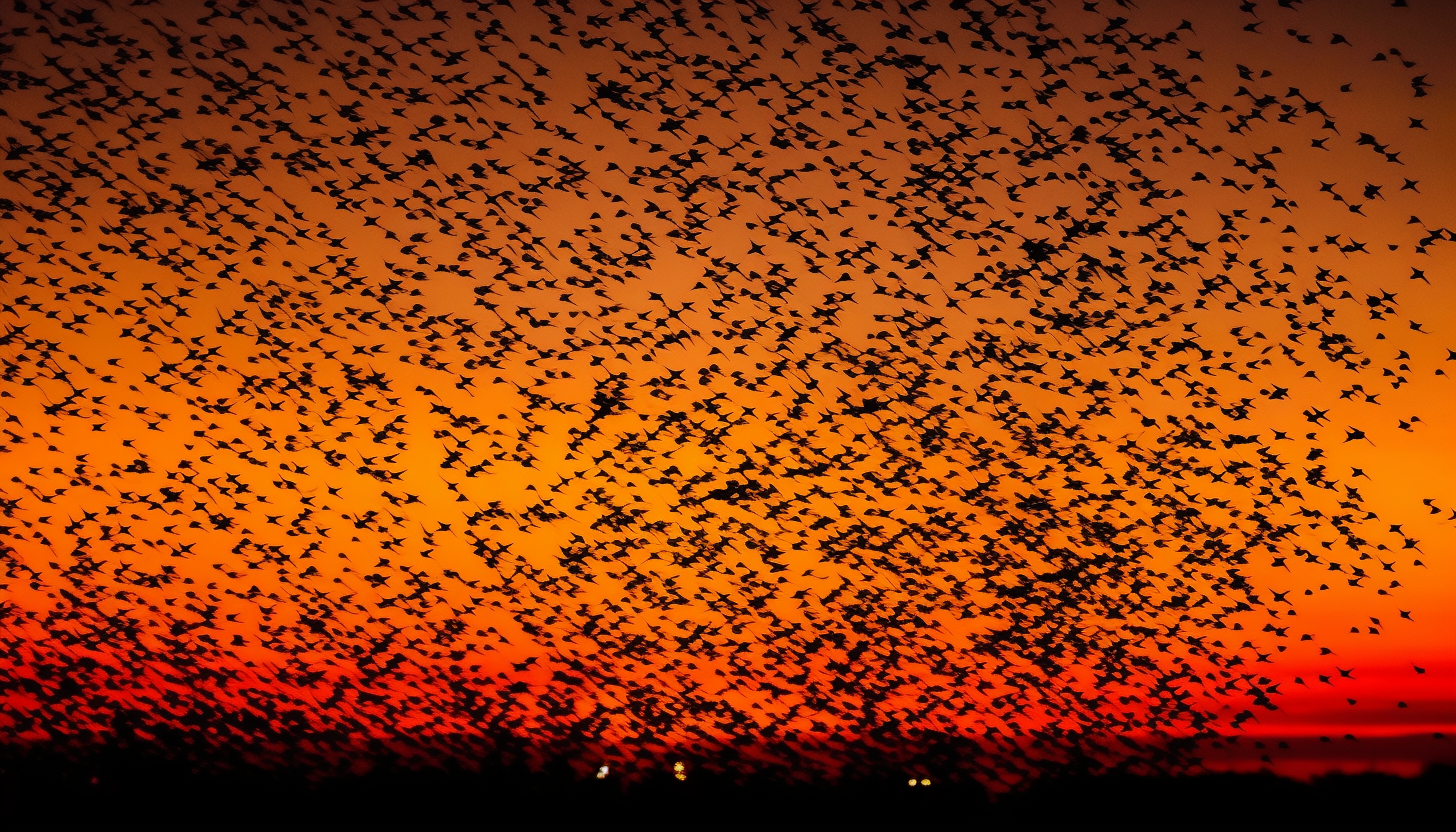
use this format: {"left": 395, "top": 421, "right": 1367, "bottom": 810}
{"left": 0, "top": 0, "right": 1450, "bottom": 785}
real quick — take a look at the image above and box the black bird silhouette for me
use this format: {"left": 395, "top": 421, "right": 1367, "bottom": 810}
{"left": 0, "top": 0, "right": 1448, "bottom": 790}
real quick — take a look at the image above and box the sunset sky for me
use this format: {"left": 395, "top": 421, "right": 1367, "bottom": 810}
{"left": 0, "top": 0, "right": 1452, "bottom": 784}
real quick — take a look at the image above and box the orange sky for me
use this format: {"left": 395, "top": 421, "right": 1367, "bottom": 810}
{"left": 0, "top": 0, "right": 1452, "bottom": 783}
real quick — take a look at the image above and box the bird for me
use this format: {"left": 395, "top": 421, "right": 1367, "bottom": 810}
{"left": 0, "top": 0, "right": 1446, "bottom": 792}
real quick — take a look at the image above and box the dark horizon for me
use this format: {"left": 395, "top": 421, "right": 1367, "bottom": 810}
{"left": 4, "top": 742, "right": 1453, "bottom": 830}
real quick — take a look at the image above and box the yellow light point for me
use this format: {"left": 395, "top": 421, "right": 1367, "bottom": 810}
{"left": 673, "top": 761, "right": 685, "bottom": 772}
{"left": 675, "top": 772, "right": 687, "bottom": 781}
{"left": 596, "top": 765, "right": 609, "bottom": 779}
{"left": 920, "top": 779, "right": 931, "bottom": 786}
{"left": 908, "top": 778, "right": 917, "bottom": 786}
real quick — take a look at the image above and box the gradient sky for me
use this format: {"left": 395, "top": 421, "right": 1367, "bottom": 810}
{"left": 0, "top": 0, "right": 1452, "bottom": 784}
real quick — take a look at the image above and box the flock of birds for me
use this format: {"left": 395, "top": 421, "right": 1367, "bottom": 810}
{"left": 0, "top": 0, "right": 1450, "bottom": 786}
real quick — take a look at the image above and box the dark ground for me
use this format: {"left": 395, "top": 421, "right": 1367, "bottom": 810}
{"left": 2, "top": 748, "right": 1451, "bottom": 830}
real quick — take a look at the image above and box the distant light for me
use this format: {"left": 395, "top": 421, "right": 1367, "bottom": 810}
{"left": 921, "top": 779, "right": 931, "bottom": 786}
{"left": 908, "top": 778, "right": 917, "bottom": 786}
{"left": 596, "top": 765, "right": 609, "bottom": 779}
{"left": 673, "top": 761, "right": 685, "bottom": 772}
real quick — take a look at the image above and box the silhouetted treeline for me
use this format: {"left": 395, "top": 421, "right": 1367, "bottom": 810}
{"left": 3, "top": 740, "right": 1450, "bottom": 830}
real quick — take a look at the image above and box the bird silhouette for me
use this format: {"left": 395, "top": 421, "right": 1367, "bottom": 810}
{"left": 0, "top": 0, "right": 1449, "bottom": 790}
